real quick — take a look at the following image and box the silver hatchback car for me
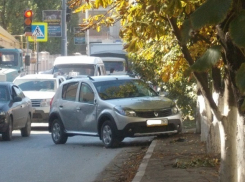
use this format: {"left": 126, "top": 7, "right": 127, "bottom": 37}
{"left": 48, "top": 75, "right": 182, "bottom": 148}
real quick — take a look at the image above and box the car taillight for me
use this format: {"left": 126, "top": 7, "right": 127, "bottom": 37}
{"left": 50, "top": 96, "right": 54, "bottom": 107}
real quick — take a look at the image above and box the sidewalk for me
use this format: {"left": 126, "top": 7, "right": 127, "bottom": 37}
{"left": 132, "top": 129, "right": 219, "bottom": 182}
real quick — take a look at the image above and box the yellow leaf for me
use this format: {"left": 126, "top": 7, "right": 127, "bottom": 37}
{"left": 96, "top": 26, "right": 101, "bottom": 32}
{"left": 73, "top": 6, "right": 83, "bottom": 13}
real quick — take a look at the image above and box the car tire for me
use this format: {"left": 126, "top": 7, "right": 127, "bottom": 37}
{"left": 117, "top": 136, "right": 124, "bottom": 142}
{"left": 21, "top": 115, "right": 31, "bottom": 137}
{"left": 51, "top": 118, "right": 68, "bottom": 144}
{"left": 101, "top": 120, "right": 120, "bottom": 148}
{"left": 2, "top": 117, "right": 13, "bottom": 141}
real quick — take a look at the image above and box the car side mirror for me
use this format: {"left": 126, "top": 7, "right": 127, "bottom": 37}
{"left": 13, "top": 96, "right": 22, "bottom": 102}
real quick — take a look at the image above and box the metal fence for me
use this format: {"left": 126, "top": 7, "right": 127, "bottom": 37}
{"left": 27, "top": 52, "right": 60, "bottom": 74}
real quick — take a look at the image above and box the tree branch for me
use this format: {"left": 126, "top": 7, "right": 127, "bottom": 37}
{"left": 168, "top": 17, "right": 223, "bottom": 121}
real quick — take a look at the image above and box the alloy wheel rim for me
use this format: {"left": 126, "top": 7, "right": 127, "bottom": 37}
{"left": 103, "top": 125, "right": 112, "bottom": 145}
{"left": 53, "top": 123, "right": 61, "bottom": 142}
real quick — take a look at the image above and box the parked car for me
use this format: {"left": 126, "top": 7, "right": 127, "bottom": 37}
{"left": 13, "top": 74, "right": 66, "bottom": 123}
{"left": 0, "top": 82, "right": 33, "bottom": 141}
{"left": 48, "top": 75, "right": 182, "bottom": 148}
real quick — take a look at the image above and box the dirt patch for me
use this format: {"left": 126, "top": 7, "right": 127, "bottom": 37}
{"left": 140, "top": 133, "right": 220, "bottom": 182}
{"left": 94, "top": 146, "right": 148, "bottom": 182}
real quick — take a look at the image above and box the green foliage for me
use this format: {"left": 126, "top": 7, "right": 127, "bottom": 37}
{"left": 229, "top": 10, "right": 245, "bottom": 48}
{"left": 235, "top": 63, "right": 245, "bottom": 93}
{"left": 161, "top": 80, "right": 197, "bottom": 120}
{"left": 181, "top": 0, "right": 232, "bottom": 44}
{"left": 191, "top": 45, "right": 222, "bottom": 72}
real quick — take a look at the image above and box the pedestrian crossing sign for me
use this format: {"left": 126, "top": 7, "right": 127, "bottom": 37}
{"left": 28, "top": 22, "right": 48, "bottom": 42}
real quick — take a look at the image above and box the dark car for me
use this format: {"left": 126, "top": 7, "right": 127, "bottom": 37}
{"left": 0, "top": 82, "right": 33, "bottom": 141}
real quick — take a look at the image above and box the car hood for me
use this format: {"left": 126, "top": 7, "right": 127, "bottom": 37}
{"left": 23, "top": 91, "right": 55, "bottom": 99}
{"left": 0, "top": 102, "right": 7, "bottom": 110}
{"left": 105, "top": 96, "right": 174, "bottom": 110}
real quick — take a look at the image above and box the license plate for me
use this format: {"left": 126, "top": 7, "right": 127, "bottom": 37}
{"left": 146, "top": 118, "right": 168, "bottom": 127}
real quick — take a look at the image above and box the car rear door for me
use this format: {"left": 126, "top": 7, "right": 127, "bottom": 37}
{"left": 12, "top": 86, "right": 29, "bottom": 128}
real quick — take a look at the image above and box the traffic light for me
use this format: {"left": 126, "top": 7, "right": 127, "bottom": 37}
{"left": 24, "top": 10, "right": 33, "bottom": 33}
{"left": 66, "top": 7, "right": 71, "bottom": 22}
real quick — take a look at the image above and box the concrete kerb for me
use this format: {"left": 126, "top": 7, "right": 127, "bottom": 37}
{"left": 131, "top": 139, "right": 157, "bottom": 182}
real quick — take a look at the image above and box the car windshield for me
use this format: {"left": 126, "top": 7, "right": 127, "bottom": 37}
{"left": 94, "top": 79, "right": 158, "bottom": 100}
{"left": 53, "top": 64, "right": 95, "bottom": 76}
{"left": 104, "top": 61, "right": 124, "bottom": 72}
{"left": 14, "top": 79, "right": 56, "bottom": 92}
{"left": 0, "top": 86, "right": 9, "bottom": 101}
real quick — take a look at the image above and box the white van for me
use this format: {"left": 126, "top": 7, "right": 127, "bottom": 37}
{"left": 52, "top": 56, "right": 106, "bottom": 77}
{"left": 101, "top": 57, "right": 127, "bottom": 75}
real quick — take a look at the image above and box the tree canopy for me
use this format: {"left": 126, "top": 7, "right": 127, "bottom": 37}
{"left": 69, "top": 0, "right": 245, "bottom": 181}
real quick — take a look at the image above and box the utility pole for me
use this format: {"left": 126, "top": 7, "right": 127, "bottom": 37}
{"left": 61, "top": 0, "right": 67, "bottom": 56}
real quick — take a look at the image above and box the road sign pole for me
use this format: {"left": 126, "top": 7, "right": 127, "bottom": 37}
{"left": 36, "top": 42, "right": 39, "bottom": 73}
{"left": 61, "top": 0, "right": 67, "bottom": 56}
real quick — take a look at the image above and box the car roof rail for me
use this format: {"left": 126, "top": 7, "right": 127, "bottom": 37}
{"left": 68, "top": 75, "right": 95, "bottom": 81}
{"left": 87, "top": 75, "right": 94, "bottom": 81}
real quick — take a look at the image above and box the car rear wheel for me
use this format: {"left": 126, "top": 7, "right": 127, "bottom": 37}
{"left": 51, "top": 119, "right": 68, "bottom": 144}
{"left": 2, "top": 117, "right": 13, "bottom": 141}
{"left": 101, "top": 120, "right": 120, "bottom": 148}
{"left": 21, "top": 115, "right": 31, "bottom": 137}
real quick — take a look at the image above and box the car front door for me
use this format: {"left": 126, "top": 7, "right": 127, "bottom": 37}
{"left": 75, "top": 82, "right": 97, "bottom": 133}
{"left": 58, "top": 82, "right": 79, "bottom": 131}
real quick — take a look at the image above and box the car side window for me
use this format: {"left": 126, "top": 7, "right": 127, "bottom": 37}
{"left": 97, "top": 66, "right": 101, "bottom": 76}
{"left": 79, "top": 83, "right": 94, "bottom": 104}
{"left": 13, "top": 86, "right": 25, "bottom": 99}
{"left": 62, "top": 82, "right": 78, "bottom": 101}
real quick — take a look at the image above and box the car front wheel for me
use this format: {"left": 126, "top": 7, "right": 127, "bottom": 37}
{"left": 21, "top": 115, "right": 31, "bottom": 137}
{"left": 101, "top": 120, "right": 120, "bottom": 148}
{"left": 2, "top": 117, "right": 13, "bottom": 141}
{"left": 51, "top": 119, "right": 68, "bottom": 144}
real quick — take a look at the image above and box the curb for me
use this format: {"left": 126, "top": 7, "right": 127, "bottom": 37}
{"left": 131, "top": 139, "right": 157, "bottom": 182}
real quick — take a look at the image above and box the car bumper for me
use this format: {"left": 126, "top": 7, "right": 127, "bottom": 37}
{"left": 118, "top": 119, "right": 182, "bottom": 137}
{"left": 114, "top": 113, "right": 182, "bottom": 137}
{"left": 32, "top": 108, "right": 49, "bottom": 123}
{"left": 0, "top": 122, "right": 7, "bottom": 133}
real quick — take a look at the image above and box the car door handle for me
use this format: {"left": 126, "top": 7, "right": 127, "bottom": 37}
{"left": 59, "top": 105, "right": 63, "bottom": 109}
{"left": 76, "top": 107, "right": 81, "bottom": 111}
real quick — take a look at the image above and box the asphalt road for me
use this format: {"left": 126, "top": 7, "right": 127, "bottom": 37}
{"left": 0, "top": 123, "right": 153, "bottom": 182}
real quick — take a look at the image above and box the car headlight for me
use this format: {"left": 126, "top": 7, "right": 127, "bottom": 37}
{"left": 40, "top": 99, "right": 51, "bottom": 107}
{"left": 0, "top": 111, "right": 6, "bottom": 123}
{"left": 0, "top": 111, "right": 6, "bottom": 116}
{"left": 114, "top": 106, "right": 136, "bottom": 117}
{"left": 171, "top": 106, "right": 178, "bottom": 114}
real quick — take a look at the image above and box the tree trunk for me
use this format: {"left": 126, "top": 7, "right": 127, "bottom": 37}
{"left": 219, "top": 107, "right": 238, "bottom": 182}
{"left": 237, "top": 114, "right": 245, "bottom": 182}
